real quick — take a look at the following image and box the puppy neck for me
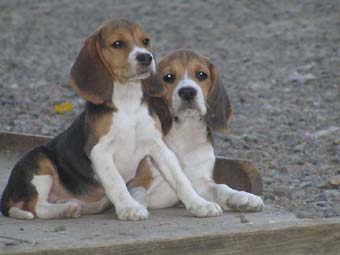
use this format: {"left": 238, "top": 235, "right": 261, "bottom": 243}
{"left": 172, "top": 110, "right": 209, "bottom": 142}
{"left": 112, "top": 80, "right": 143, "bottom": 113}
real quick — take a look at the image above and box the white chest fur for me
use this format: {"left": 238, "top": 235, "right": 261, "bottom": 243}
{"left": 91, "top": 81, "right": 159, "bottom": 182}
{"left": 165, "top": 111, "right": 215, "bottom": 181}
{"left": 112, "top": 81, "right": 144, "bottom": 115}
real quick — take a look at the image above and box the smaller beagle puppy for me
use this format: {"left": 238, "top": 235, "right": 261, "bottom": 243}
{"left": 128, "top": 50, "right": 264, "bottom": 212}
{"left": 1, "top": 20, "right": 223, "bottom": 221}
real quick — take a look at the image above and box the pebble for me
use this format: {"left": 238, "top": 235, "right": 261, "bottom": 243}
{"left": 293, "top": 143, "right": 305, "bottom": 152}
{"left": 316, "top": 183, "right": 328, "bottom": 189}
{"left": 53, "top": 226, "right": 66, "bottom": 232}
{"left": 239, "top": 213, "right": 250, "bottom": 224}
{"left": 328, "top": 175, "right": 340, "bottom": 188}
{"left": 297, "top": 62, "right": 315, "bottom": 72}
{"left": 305, "top": 126, "right": 340, "bottom": 140}
{"left": 286, "top": 71, "right": 316, "bottom": 85}
{"left": 323, "top": 190, "right": 340, "bottom": 200}
{"left": 314, "top": 201, "right": 328, "bottom": 208}
{"left": 323, "top": 209, "right": 339, "bottom": 218}
{"left": 263, "top": 191, "right": 276, "bottom": 201}
{"left": 296, "top": 212, "right": 314, "bottom": 219}
{"left": 299, "top": 181, "right": 313, "bottom": 188}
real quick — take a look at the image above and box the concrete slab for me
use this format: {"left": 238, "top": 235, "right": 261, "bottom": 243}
{"left": 1, "top": 132, "right": 340, "bottom": 255}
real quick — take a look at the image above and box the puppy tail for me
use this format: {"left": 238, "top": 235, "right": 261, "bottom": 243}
{"left": 8, "top": 207, "right": 34, "bottom": 220}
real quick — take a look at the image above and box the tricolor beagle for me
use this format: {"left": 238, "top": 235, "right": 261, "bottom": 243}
{"left": 0, "top": 20, "right": 223, "bottom": 220}
{"left": 128, "top": 50, "right": 264, "bottom": 212}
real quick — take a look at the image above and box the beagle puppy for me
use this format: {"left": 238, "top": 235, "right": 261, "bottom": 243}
{"left": 128, "top": 50, "right": 264, "bottom": 212}
{"left": 0, "top": 20, "right": 223, "bottom": 220}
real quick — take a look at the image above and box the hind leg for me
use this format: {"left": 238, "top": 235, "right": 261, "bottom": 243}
{"left": 3, "top": 150, "right": 82, "bottom": 220}
{"left": 128, "top": 157, "right": 179, "bottom": 209}
{"left": 32, "top": 175, "right": 81, "bottom": 219}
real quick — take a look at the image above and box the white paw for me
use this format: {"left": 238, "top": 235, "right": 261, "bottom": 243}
{"left": 116, "top": 204, "right": 149, "bottom": 221}
{"left": 225, "top": 191, "right": 264, "bottom": 212}
{"left": 60, "top": 202, "right": 81, "bottom": 218}
{"left": 187, "top": 200, "right": 223, "bottom": 218}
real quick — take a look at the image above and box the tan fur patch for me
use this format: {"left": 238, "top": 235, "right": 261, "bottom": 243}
{"left": 37, "top": 153, "right": 55, "bottom": 176}
{"left": 127, "top": 157, "right": 154, "bottom": 190}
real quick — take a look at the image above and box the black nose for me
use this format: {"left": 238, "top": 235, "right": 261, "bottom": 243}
{"left": 178, "top": 87, "right": 197, "bottom": 101}
{"left": 136, "top": 53, "right": 153, "bottom": 66}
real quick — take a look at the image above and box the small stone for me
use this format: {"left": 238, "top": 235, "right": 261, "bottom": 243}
{"left": 323, "top": 209, "right": 339, "bottom": 218}
{"left": 10, "top": 83, "right": 18, "bottom": 89}
{"left": 316, "top": 183, "right": 328, "bottom": 189}
{"left": 243, "top": 134, "right": 258, "bottom": 143}
{"left": 296, "top": 212, "right": 314, "bottom": 219}
{"left": 239, "top": 213, "right": 250, "bottom": 224}
{"left": 293, "top": 143, "right": 305, "bottom": 152}
{"left": 239, "top": 96, "right": 246, "bottom": 103}
{"left": 53, "top": 226, "right": 66, "bottom": 232}
{"left": 314, "top": 201, "right": 328, "bottom": 208}
{"left": 299, "top": 181, "right": 313, "bottom": 188}
{"left": 5, "top": 242, "right": 18, "bottom": 247}
{"left": 263, "top": 191, "right": 275, "bottom": 201}
{"left": 328, "top": 176, "right": 340, "bottom": 188}
{"left": 324, "top": 190, "right": 340, "bottom": 200}
{"left": 286, "top": 71, "right": 316, "bottom": 85}
{"left": 297, "top": 62, "right": 315, "bottom": 72}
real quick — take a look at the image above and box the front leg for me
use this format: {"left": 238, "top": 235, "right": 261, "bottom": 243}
{"left": 149, "top": 141, "right": 223, "bottom": 217}
{"left": 214, "top": 183, "right": 264, "bottom": 212}
{"left": 193, "top": 179, "right": 264, "bottom": 212}
{"left": 90, "top": 146, "right": 148, "bottom": 220}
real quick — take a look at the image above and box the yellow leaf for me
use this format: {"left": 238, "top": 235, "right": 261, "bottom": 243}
{"left": 53, "top": 102, "right": 74, "bottom": 114}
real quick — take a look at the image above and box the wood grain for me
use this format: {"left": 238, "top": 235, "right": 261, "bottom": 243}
{"left": 3, "top": 219, "right": 339, "bottom": 255}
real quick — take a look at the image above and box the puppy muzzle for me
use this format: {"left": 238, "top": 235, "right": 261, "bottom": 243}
{"left": 129, "top": 47, "right": 156, "bottom": 80}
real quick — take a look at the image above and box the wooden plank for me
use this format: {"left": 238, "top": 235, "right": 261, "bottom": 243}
{"left": 0, "top": 130, "right": 50, "bottom": 153}
{"left": 214, "top": 157, "right": 263, "bottom": 195}
{"left": 1, "top": 218, "right": 340, "bottom": 255}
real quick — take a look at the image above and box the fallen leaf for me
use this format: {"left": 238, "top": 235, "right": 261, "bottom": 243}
{"left": 53, "top": 102, "right": 74, "bottom": 114}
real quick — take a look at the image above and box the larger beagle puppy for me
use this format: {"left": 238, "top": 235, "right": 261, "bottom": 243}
{"left": 0, "top": 20, "right": 223, "bottom": 220}
{"left": 128, "top": 50, "right": 264, "bottom": 212}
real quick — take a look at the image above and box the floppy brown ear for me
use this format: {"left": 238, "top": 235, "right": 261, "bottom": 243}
{"left": 70, "top": 32, "right": 113, "bottom": 105}
{"left": 142, "top": 69, "right": 164, "bottom": 97}
{"left": 205, "top": 62, "right": 233, "bottom": 135}
{"left": 146, "top": 96, "right": 172, "bottom": 135}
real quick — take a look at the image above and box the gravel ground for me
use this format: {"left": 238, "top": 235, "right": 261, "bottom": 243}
{"left": 0, "top": 0, "right": 339, "bottom": 218}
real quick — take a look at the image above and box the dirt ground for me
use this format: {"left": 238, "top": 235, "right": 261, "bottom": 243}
{"left": 0, "top": 0, "right": 339, "bottom": 218}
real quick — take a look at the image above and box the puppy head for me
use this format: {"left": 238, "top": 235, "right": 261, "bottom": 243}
{"left": 159, "top": 49, "right": 233, "bottom": 134}
{"left": 70, "top": 18, "right": 157, "bottom": 105}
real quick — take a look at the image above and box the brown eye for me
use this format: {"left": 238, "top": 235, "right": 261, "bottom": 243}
{"left": 143, "top": 38, "right": 150, "bottom": 47}
{"left": 163, "top": 73, "right": 176, "bottom": 83}
{"left": 112, "top": 40, "right": 124, "bottom": 48}
{"left": 196, "top": 71, "right": 208, "bottom": 81}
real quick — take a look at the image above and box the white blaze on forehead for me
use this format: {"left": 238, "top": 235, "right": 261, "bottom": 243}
{"left": 128, "top": 46, "right": 156, "bottom": 73}
{"left": 172, "top": 69, "right": 207, "bottom": 116}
